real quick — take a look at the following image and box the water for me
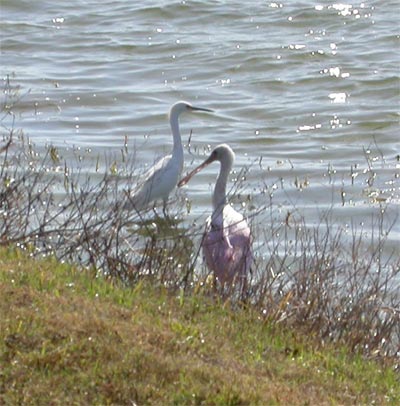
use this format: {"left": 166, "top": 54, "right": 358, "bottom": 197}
{"left": 1, "top": 1, "right": 399, "bottom": 258}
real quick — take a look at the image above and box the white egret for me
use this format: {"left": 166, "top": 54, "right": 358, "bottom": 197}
{"left": 125, "top": 101, "right": 213, "bottom": 213}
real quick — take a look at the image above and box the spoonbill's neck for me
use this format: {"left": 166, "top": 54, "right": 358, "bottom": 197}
{"left": 170, "top": 113, "right": 183, "bottom": 159}
{"left": 212, "top": 160, "right": 230, "bottom": 213}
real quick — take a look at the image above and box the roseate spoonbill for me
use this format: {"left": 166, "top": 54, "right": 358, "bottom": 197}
{"left": 178, "top": 144, "right": 252, "bottom": 297}
{"left": 125, "top": 101, "right": 213, "bottom": 213}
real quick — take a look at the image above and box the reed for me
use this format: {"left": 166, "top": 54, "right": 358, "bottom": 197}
{"left": 1, "top": 77, "right": 399, "bottom": 366}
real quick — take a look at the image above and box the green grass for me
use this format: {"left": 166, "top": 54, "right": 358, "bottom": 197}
{"left": 0, "top": 246, "right": 398, "bottom": 405}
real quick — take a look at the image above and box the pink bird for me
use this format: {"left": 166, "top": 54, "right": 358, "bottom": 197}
{"left": 179, "top": 144, "right": 252, "bottom": 298}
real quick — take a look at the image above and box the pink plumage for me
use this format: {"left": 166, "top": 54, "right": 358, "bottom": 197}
{"left": 179, "top": 144, "right": 252, "bottom": 297}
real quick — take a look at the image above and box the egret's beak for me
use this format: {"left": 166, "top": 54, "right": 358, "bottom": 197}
{"left": 190, "top": 105, "right": 214, "bottom": 113}
{"left": 178, "top": 154, "right": 216, "bottom": 187}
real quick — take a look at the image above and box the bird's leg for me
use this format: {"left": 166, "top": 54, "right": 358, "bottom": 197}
{"left": 162, "top": 198, "right": 168, "bottom": 217}
{"left": 213, "top": 273, "right": 218, "bottom": 297}
{"left": 239, "top": 274, "right": 248, "bottom": 304}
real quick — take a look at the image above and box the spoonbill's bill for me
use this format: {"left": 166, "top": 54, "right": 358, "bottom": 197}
{"left": 178, "top": 144, "right": 252, "bottom": 297}
{"left": 125, "top": 101, "right": 213, "bottom": 213}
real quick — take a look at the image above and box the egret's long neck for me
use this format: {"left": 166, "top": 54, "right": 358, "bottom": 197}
{"left": 170, "top": 113, "right": 183, "bottom": 160}
{"left": 212, "top": 161, "right": 230, "bottom": 213}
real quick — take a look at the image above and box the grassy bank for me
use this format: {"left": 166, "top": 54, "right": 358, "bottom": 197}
{"left": 0, "top": 247, "right": 398, "bottom": 405}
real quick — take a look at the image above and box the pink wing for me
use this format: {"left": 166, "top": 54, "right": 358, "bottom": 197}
{"left": 203, "top": 206, "right": 252, "bottom": 285}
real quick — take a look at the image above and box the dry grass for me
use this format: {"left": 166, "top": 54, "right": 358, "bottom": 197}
{"left": 1, "top": 76, "right": 399, "bottom": 403}
{"left": 1, "top": 246, "right": 398, "bottom": 405}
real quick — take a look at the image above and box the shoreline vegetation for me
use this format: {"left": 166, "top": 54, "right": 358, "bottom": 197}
{"left": 1, "top": 77, "right": 399, "bottom": 404}
{"left": 1, "top": 246, "right": 399, "bottom": 405}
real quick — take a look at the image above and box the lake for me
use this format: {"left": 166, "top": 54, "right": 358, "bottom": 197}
{"left": 1, "top": 0, "right": 399, "bottom": 260}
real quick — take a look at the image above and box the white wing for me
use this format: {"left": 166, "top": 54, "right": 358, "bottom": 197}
{"left": 125, "top": 153, "right": 181, "bottom": 210}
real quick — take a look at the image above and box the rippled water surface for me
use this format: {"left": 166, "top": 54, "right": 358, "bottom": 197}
{"left": 1, "top": 1, "right": 399, "bottom": 256}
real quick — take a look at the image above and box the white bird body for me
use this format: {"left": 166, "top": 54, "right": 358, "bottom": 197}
{"left": 179, "top": 144, "right": 252, "bottom": 295}
{"left": 129, "top": 150, "right": 183, "bottom": 210}
{"left": 125, "top": 101, "right": 212, "bottom": 212}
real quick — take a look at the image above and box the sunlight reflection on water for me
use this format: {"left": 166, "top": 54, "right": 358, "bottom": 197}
{"left": 1, "top": 0, "right": 399, "bottom": 260}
